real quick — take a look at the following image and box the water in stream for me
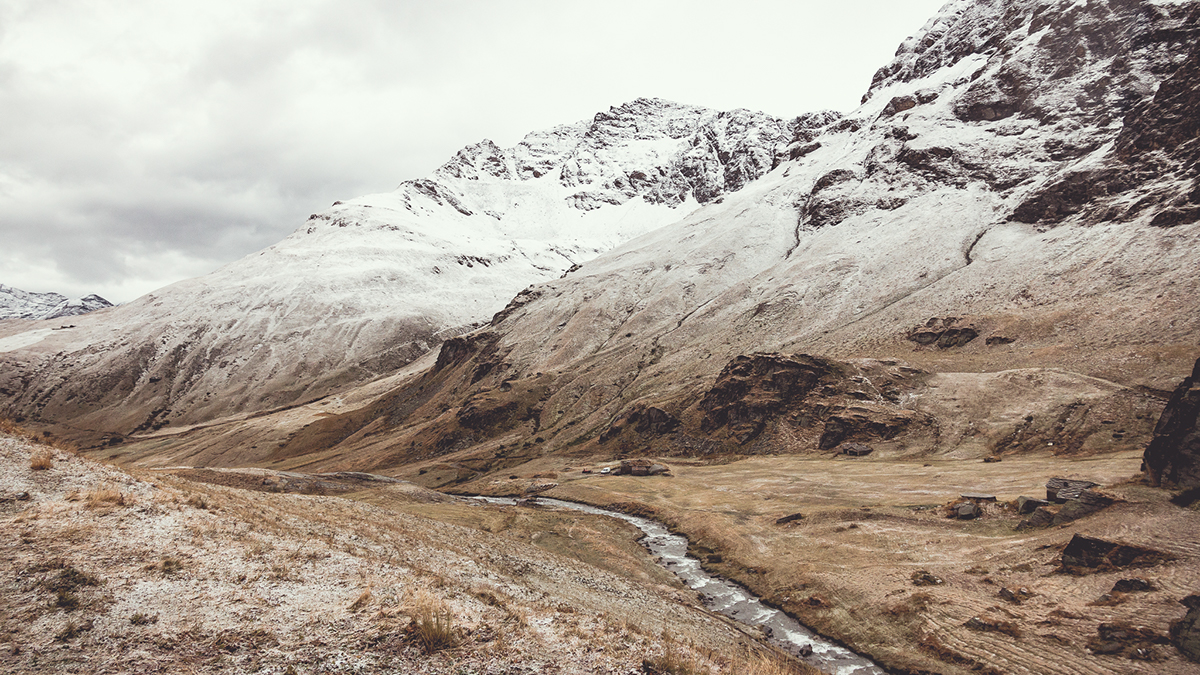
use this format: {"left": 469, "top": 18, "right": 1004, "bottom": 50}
{"left": 470, "top": 496, "right": 883, "bottom": 675}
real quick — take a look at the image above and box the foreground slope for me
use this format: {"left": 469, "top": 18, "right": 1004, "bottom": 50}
{"left": 0, "top": 98, "right": 796, "bottom": 435}
{"left": 1, "top": 429, "right": 771, "bottom": 674}
{"left": 57, "top": 0, "right": 1200, "bottom": 673}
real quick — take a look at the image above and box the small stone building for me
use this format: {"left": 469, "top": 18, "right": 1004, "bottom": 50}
{"left": 1046, "top": 477, "right": 1100, "bottom": 502}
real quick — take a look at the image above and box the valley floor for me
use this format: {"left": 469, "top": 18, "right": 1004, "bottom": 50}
{"left": 454, "top": 450, "right": 1200, "bottom": 675}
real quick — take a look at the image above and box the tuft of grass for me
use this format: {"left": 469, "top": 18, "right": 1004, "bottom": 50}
{"left": 54, "top": 619, "right": 93, "bottom": 641}
{"left": 84, "top": 487, "right": 127, "bottom": 508}
{"left": 405, "top": 589, "right": 458, "bottom": 652}
{"left": 145, "top": 558, "right": 183, "bottom": 575}
{"left": 53, "top": 589, "right": 79, "bottom": 611}
{"left": 348, "top": 588, "right": 373, "bottom": 612}
{"left": 129, "top": 612, "right": 159, "bottom": 625}
{"left": 29, "top": 449, "right": 53, "bottom": 471}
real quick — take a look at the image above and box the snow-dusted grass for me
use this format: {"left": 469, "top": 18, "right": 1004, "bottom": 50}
{"left": 0, "top": 429, "right": 752, "bottom": 674}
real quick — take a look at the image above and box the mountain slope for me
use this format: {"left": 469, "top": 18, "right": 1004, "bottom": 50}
{"left": 233, "top": 0, "right": 1200, "bottom": 475}
{"left": 0, "top": 99, "right": 798, "bottom": 434}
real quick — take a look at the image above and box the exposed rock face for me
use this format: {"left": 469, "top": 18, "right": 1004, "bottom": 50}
{"left": 695, "top": 353, "right": 930, "bottom": 451}
{"left": 906, "top": 317, "right": 979, "bottom": 349}
{"left": 1143, "top": 358, "right": 1200, "bottom": 488}
{"left": 600, "top": 406, "right": 680, "bottom": 443}
{"left": 699, "top": 354, "right": 844, "bottom": 445}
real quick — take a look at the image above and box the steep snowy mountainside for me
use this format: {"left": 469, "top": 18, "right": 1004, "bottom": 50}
{"left": 255, "top": 0, "right": 1200, "bottom": 475}
{"left": 0, "top": 284, "right": 112, "bottom": 321}
{"left": 0, "top": 98, "right": 798, "bottom": 435}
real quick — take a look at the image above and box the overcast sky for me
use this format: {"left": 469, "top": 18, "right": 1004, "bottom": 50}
{"left": 0, "top": 0, "right": 947, "bottom": 303}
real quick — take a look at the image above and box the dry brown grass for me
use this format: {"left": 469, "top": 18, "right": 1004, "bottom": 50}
{"left": 83, "top": 487, "right": 127, "bottom": 508}
{"left": 29, "top": 449, "right": 53, "bottom": 471}
{"left": 727, "top": 646, "right": 821, "bottom": 675}
{"left": 347, "top": 588, "right": 373, "bottom": 612}
{"left": 643, "top": 631, "right": 715, "bottom": 675}
{"left": 405, "top": 588, "right": 458, "bottom": 652}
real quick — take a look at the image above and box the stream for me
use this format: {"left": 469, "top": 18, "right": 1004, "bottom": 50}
{"left": 469, "top": 496, "right": 884, "bottom": 675}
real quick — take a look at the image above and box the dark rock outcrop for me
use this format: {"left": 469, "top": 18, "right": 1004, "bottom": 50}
{"left": 699, "top": 353, "right": 842, "bottom": 445}
{"left": 906, "top": 317, "right": 979, "bottom": 349}
{"left": 1143, "top": 357, "right": 1200, "bottom": 488}
{"left": 1171, "top": 595, "right": 1200, "bottom": 662}
{"left": 600, "top": 406, "right": 680, "bottom": 443}
{"left": 1112, "top": 578, "right": 1153, "bottom": 594}
{"left": 1088, "top": 622, "right": 1169, "bottom": 660}
{"left": 1060, "top": 534, "right": 1174, "bottom": 573}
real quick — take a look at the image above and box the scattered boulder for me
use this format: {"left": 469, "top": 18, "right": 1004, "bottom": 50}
{"left": 1050, "top": 490, "right": 1116, "bottom": 526}
{"left": 1016, "top": 505, "right": 1055, "bottom": 530}
{"left": 1060, "top": 534, "right": 1175, "bottom": 573}
{"left": 963, "top": 616, "right": 1021, "bottom": 637}
{"left": 1143, "top": 357, "right": 1200, "bottom": 489}
{"left": 956, "top": 502, "right": 983, "bottom": 520}
{"left": 1018, "top": 486, "right": 1115, "bottom": 529}
{"left": 911, "top": 570, "right": 944, "bottom": 586}
{"left": 798, "top": 644, "right": 814, "bottom": 657}
{"left": 1170, "top": 595, "right": 1200, "bottom": 662}
{"left": 999, "top": 587, "right": 1033, "bottom": 604}
{"left": 881, "top": 95, "right": 917, "bottom": 117}
{"left": 1017, "top": 496, "right": 1050, "bottom": 514}
{"left": 982, "top": 455, "right": 1002, "bottom": 463}
{"left": 1113, "top": 578, "right": 1154, "bottom": 593}
{"left": 775, "top": 512, "right": 805, "bottom": 525}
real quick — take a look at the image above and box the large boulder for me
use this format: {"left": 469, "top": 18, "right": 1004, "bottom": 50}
{"left": 1171, "top": 595, "right": 1200, "bottom": 662}
{"left": 1060, "top": 534, "right": 1174, "bottom": 573}
{"left": 1144, "top": 358, "right": 1200, "bottom": 488}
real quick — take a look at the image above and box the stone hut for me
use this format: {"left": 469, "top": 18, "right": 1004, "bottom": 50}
{"left": 1046, "top": 477, "right": 1100, "bottom": 502}
{"left": 615, "top": 458, "right": 669, "bottom": 476}
{"left": 839, "top": 442, "right": 874, "bottom": 457}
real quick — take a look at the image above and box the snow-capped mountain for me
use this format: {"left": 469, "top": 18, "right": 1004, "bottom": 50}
{"left": 259, "top": 0, "right": 1200, "bottom": 474}
{"left": 0, "top": 99, "right": 796, "bottom": 432}
{"left": 0, "top": 284, "right": 112, "bottom": 321}
{"left": 475, "top": 0, "right": 1200, "bottom": 382}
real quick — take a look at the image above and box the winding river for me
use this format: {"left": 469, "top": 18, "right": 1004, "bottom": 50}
{"left": 470, "top": 496, "right": 883, "bottom": 675}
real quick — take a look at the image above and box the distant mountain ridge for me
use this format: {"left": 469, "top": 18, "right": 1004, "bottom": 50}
{"left": 0, "top": 284, "right": 112, "bottom": 321}
{"left": 0, "top": 98, "right": 798, "bottom": 432}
